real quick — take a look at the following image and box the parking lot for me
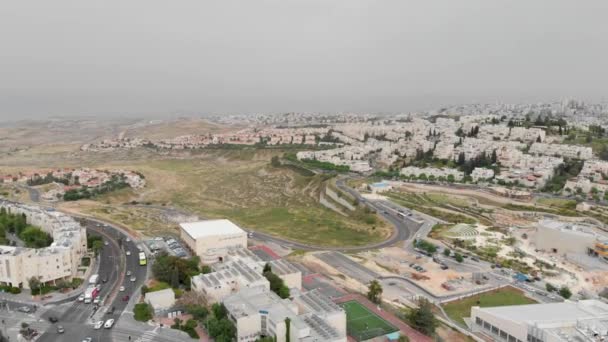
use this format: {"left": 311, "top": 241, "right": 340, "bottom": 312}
{"left": 145, "top": 236, "right": 190, "bottom": 258}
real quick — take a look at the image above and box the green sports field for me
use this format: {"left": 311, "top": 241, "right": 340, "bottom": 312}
{"left": 339, "top": 300, "right": 398, "bottom": 341}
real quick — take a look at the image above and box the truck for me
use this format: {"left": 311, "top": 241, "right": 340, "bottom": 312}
{"left": 83, "top": 286, "right": 100, "bottom": 304}
{"left": 89, "top": 274, "right": 99, "bottom": 285}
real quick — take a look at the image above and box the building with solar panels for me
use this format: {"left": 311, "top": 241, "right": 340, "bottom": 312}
{"left": 223, "top": 286, "right": 346, "bottom": 342}
{"left": 190, "top": 259, "right": 270, "bottom": 304}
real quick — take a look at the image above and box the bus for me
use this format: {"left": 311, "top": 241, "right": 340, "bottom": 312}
{"left": 138, "top": 251, "right": 147, "bottom": 266}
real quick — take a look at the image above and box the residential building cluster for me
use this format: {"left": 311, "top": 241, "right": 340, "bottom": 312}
{"left": 564, "top": 159, "right": 608, "bottom": 195}
{"left": 0, "top": 200, "right": 87, "bottom": 289}
{"left": 0, "top": 168, "right": 145, "bottom": 200}
{"left": 529, "top": 142, "right": 593, "bottom": 160}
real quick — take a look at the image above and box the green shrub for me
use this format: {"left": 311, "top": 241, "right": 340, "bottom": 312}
{"left": 134, "top": 303, "right": 153, "bottom": 322}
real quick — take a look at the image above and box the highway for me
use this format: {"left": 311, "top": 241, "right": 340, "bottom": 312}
{"left": 38, "top": 218, "right": 147, "bottom": 342}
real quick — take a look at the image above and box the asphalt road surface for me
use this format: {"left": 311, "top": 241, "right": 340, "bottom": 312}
{"left": 38, "top": 219, "right": 147, "bottom": 342}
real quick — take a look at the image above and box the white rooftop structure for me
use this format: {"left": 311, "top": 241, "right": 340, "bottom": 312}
{"left": 472, "top": 300, "right": 608, "bottom": 342}
{"left": 179, "top": 219, "right": 245, "bottom": 239}
{"left": 179, "top": 219, "right": 247, "bottom": 263}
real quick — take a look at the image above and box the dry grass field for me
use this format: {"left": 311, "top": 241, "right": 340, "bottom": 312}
{"left": 0, "top": 118, "right": 390, "bottom": 247}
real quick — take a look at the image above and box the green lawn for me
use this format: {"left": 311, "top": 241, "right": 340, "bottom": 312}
{"left": 340, "top": 300, "right": 398, "bottom": 341}
{"left": 442, "top": 287, "right": 537, "bottom": 326}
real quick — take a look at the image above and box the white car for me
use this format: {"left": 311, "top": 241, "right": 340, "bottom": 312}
{"left": 104, "top": 241, "right": 109, "bottom": 246}
{"left": 126, "top": 238, "right": 131, "bottom": 242}
{"left": 126, "top": 270, "right": 132, "bottom": 276}
{"left": 119, "top": 286, "right": 125, "bottom": 292}
{"left": 126, "top": 250, "right": 131, "bottom": 256}
{"left": 130, "top": 277, "right": 136, "bottom": 282}
{"left": 94, "top": 321, "right": 103, "bottom": 329}
{"left": 93, "top": 297, "right": 101, "bottom": 305}
{"left": 104, "top": 319, "right": 115, "bottom": 329}
{"left": 83, "top": 338, "right": 93, "bottom": 342}
{"left": 78, "top": 295, "right": 85, "bottom": 302}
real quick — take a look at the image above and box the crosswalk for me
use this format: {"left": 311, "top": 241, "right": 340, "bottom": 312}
{"left": 111, "top": 325, "right": 185, "bottom": 342}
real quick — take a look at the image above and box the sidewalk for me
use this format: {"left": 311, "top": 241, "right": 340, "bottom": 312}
{"left": 0, "top": 254, "right": 98, "bottom": 306}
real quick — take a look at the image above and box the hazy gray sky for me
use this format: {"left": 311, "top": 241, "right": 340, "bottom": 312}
{"left": 1, "top": 0, "right": 607, "bottom": 119}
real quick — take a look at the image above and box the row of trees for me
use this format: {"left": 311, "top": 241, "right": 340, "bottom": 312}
{"left": 27, "top": 172, "right": 71, "bottom": 186}
{"left": 263, "top": 264, "right": 290, "bottom": 299}
{"left": 64, "top": 174, "right": 129, "bottom": 201}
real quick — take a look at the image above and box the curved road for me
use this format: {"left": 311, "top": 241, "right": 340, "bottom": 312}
{"left": 38, "top": 217, "right": 147, "bottom": 342}
{"left": 249, "top": 177, "right": 422, "bottom": 252}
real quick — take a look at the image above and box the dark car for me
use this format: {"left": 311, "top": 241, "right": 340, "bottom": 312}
{"left": 122, "top": 295, "right": 130, "bottom": 302}
{"left": 106, "top": 306, "right": 115, "bottom": 315}
{"left": 48, "top": 316, "right": 58, "bottom": 323}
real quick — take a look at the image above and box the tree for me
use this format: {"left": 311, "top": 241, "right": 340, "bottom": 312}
{"left": 559, "top": 286, "right": 572, "bottom": 299}
{"left": 454, "top": 253, "right": 464, "bottom": 263}
{"left": 170, "top": 267, "right": 180, "bottom": 288}
{"left": 92, "top": 239, "right": 104, "bottom": 256}
{"left": 263, "top": 270, "right": 290, "bottom": 299}
{"left": 367, "top": 280, "right": 383, "bottom": 304}
{"left": 186, "top": 304, "right": 209, "bottom": 321}
{"left": 407, "top": 298, "right": 437, "bottom": 335}
{"left": 263, "top": 263, "right": 272, "bottom": 273}
{"left": 211, "top": 303, "right": 228, "bottom": 320}
{"left": 443, "top": 249, "right": 451, "bottom": 257}
{"left": 546, "top": 283, "right": 557, "bottom": 292}
{"left": 28, "top": 277, "right": 41, "bottom": 295}
{"left": 201, "top": 265, "right": 212, "bottom": 274}
{"left": 398, "top": 336, "right": 410, "bottom": 342}
{"left": 134, "top": 303, "right": 153, "bottom": 322}
{"left": 19, "top": 226, "right": 53, "bottom": 248}
{"left": 285, "top": 317, "right": 291, "bottom": 342}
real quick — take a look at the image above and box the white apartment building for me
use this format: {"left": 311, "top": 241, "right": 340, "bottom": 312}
{"left": 471, "top": 300, "right": 608, "bottom": 342}
{"left": 509, "top": 127, "right": 546, "bottom": 143}
{"left": 179, "top": 219, "right": 247, "bottom": 264}
{"left": 0, "top": 201, "right": 87, "bottom": 289}
{"left": 471, "top": 168, "right": 495, "bottom": 182}
{"left": 564, "top": 178, "right": 608, "bottom": 194}
{"left": 529, "top": 143, "right": 593, "bottom": 160}
{"left": 579, "top": 159, "right": 608, "bottom": 182}
{"left": 224, "top": 286, "right": 346, "bottom": 342}
{"left": 401, "top": 166, "right": 464, "bottom": 181}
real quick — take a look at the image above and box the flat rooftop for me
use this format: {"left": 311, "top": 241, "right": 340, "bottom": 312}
{"left": 180, "top": 219, "right": 245, "bottom": 239}
{"left": 475, "top": 300, "right": 608, "bottom": 324}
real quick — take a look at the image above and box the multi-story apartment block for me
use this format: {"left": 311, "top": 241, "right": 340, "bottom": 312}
{"left": 0, "top": 201, "right": 87, "bottom": 289}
